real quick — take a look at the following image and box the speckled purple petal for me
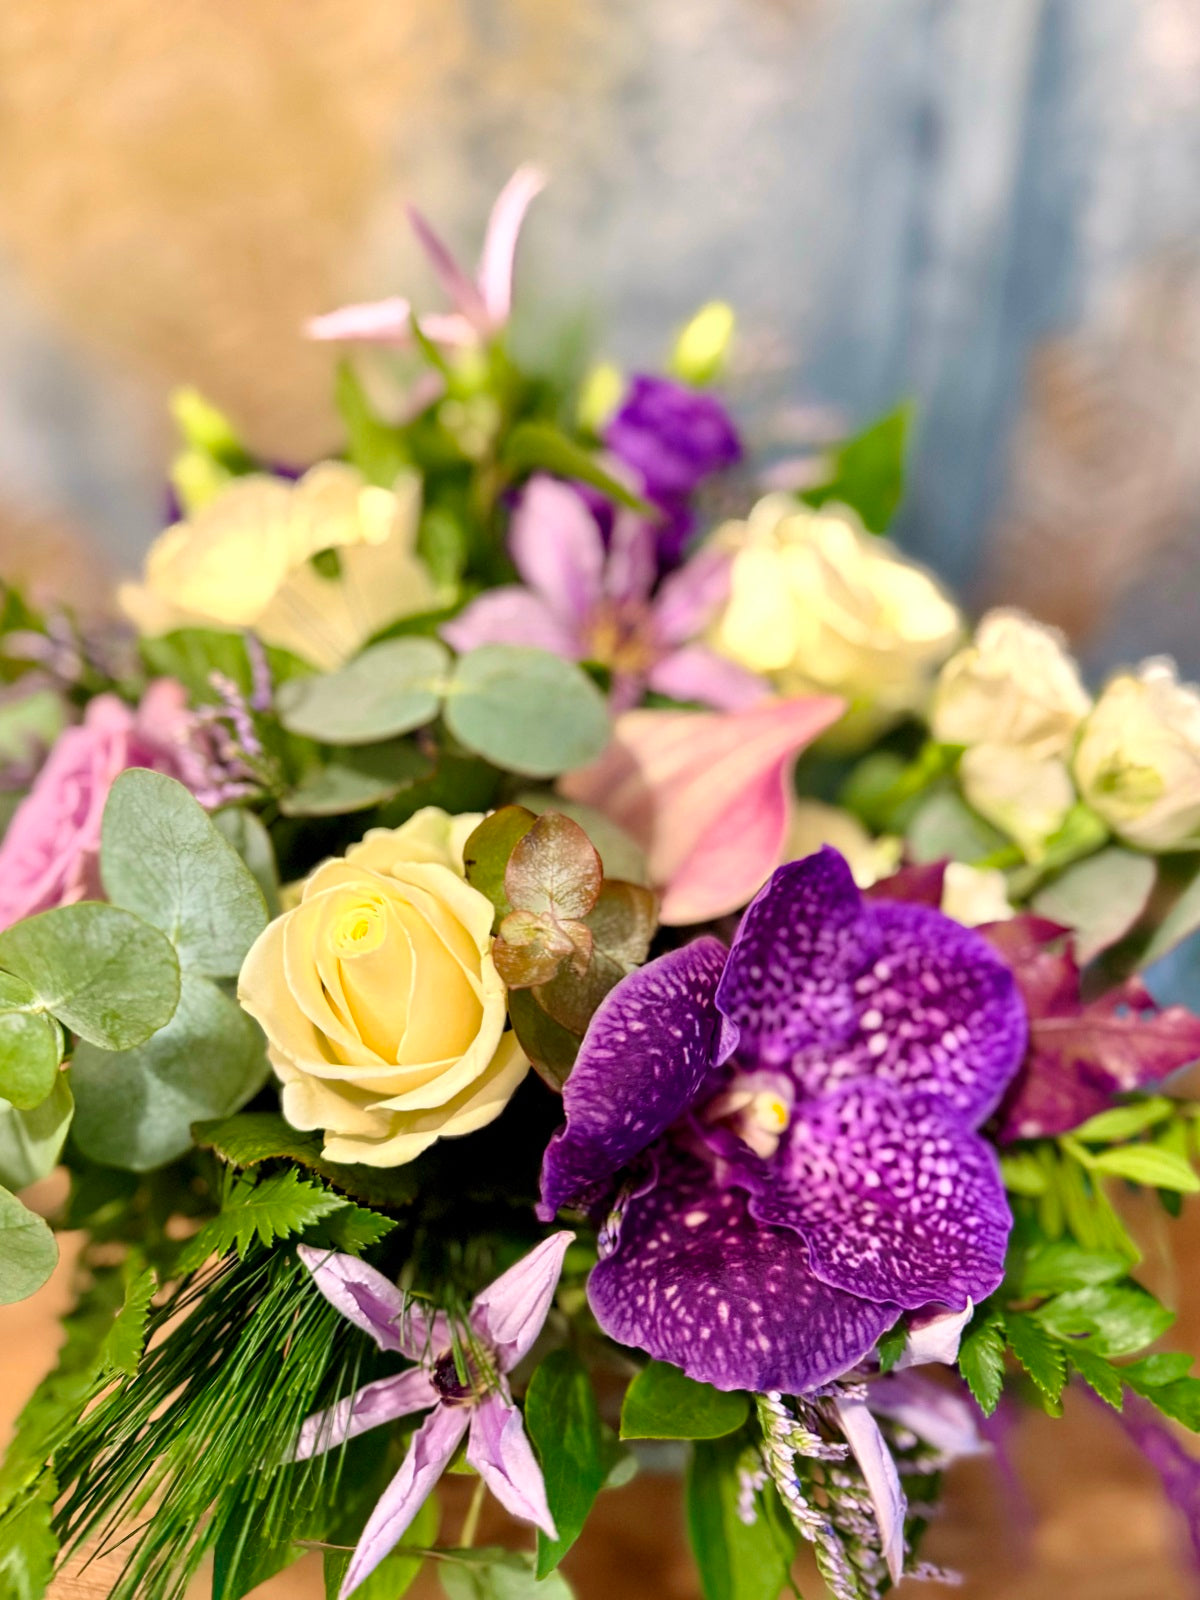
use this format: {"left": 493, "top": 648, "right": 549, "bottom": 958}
{"left": 800, "top": 900, "right": 1027, "bottom": 1126}
{"left": 537, "top": 936, "right": 728, "bottom": 1220}
{"left": 716, "top": 850, "right": 878, "bottom": 1068}
{"left": 752, "top": 1084, "right": 1011, "bottom": 1311}
{"left": 587, "top": 1152, "right": 898, "bottom": 1393}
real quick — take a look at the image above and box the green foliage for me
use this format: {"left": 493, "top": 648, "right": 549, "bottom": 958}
{"left": 213, "top": 807, "right": 282, "bottom": 918}
{"left": 685, "top": 1434, "right": 796, "bottom": 1600}
{"left": 1138, "top": 855, "right": 1200, "bottom": 969}
{"left": 172, "top": 1170, "right": 349, "bottom": 1273}
{"left": 1034, "top": 1284, "right": 1173, "bottom": 1358}
{"left": 904, "top": 787, "right": 1010, "bottom": 866}
{"left": 0, "top": 901, "right": 180, "bottom": 1051}
{"left": 956, "top": 1310, "right": 1006, "bottom": 1415}
{"left": 1008, "top": 1241, "right": 1128, "bottom": 1298}
{"left": 335, "top": 361, "right": 411, "bottom": 487}
{"left": 505, "top": 990, "right": 580, "bottom": 1091}
{"left": 0, "top": 1007, "right": 62, "bottom": 1110}
{"left": 278, "top": 637, "right": 450, "bottom": 745}
{"left": 502, "top": 419, "right": 653, "bottom": 514}
{"left": 875, "top": 1321, "right": 907, "bottom": 1375}
{"left": 100, "top": 1264, "right": 157, "bottom": 1378}
{"left": 1031, "top": 848, "right": 1156, "bottom": 965}
{"left": 801, "top": 403, "right": 912, "bottom": 534}
{"left": 192, "top": 1110, "right": 420, "bottom": 1210}
{"left": 438, "top": 1548, "right": 576, "bottom": 1600}
{"left": 525, "top": 1349, "right": 605, "bottom": 1576}
{"left": 280, "top": 741, "right": 432, "bottom": 816}
{"left": 0, "top": 1184, "right": 57, "bottom": 1305}
{"left": 0, "top": 1075, "right": 74, "bottom": 1191}
{"left": 463, "top": 806, "right": 539, "bottom": 926}
{"left": 1071, "top": 1099, "right": 1176, "bottom": 1144}
{"left": 141, "top": 627, "right": 311, "bottom": 707}
{"left": 1086, "top": 1143, "right": 1200, "bottom": 1193}
{"left": 620, "top": 1360, "right": 750, "bottom": 1442}
{"left": 0, "top": 1470, "right": 56, "bottom": 1600}
{"left": 445, "top": 646, "right": 611, "bottom": 779}
{"left": 1004, "top": 1313, "right": 1066, "bottom": 1408}
{"left": 517, "top": 794, "right": 648, "bottom": 886}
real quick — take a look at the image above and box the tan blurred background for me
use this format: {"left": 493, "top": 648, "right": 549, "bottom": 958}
{"left": 3, "top": 1, "right": 1200, "bottom": 1594}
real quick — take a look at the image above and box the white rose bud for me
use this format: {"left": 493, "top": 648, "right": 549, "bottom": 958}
{"left": 1074, "top": 660, "right": 1200, "bottom": 851}
{"left": 959, "top": 745, "right": 1077, "bottom": 860}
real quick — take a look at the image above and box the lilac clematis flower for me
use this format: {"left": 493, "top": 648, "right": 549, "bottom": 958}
{"left": 306, "top": 165, "right": 545, "bottom": 350}
{"left": 442, "top": 474, "right": 766, "bottom": 712}
{"left": 537, "top": 848, "right": 1026, "bottom": 1395}
{"left": 294, "top": 1233, "right": 572, "bottom": 1598}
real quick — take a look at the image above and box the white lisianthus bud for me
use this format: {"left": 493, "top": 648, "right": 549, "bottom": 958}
{"left": 785, "top": 800, "right": 902, "bottom": 888}
{"left": 1073, "top": 660, "right": 1200, "bottom": 851}
{"left": 931, "top": 609, "right": 1091, "bottom": 758}
{"left": 940, "top": 862, "right": 1014, "bottom": 928}
{"left": 959, "top": 745, "right": 1077, "bottom": 860}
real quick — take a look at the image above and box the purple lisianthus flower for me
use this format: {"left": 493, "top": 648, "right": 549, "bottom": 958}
{"left": 442, "top": 475, "right": 765, "bottom": 712}
{"left": 294, "top": 1233, "right": 571, "bottom": 1598}
{"left": 537, "top": 848, "right": 1026, "bottom": 1394}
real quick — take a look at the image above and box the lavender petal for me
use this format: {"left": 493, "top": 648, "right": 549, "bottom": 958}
{"left": 297, "top": 1245, "right": 447, "bottom": 1360}
{"left": 868, "top": 1372, "right": 987, "bottom": 1463}
{"left": 509, "top": 476, "right": 605, "bottom": 627}
{"left": 651, "top": 548, "right": 733, "bottom": 645}
{"left": 466, "top": 1392, "right": 558, "bottom": 1538}
{"left": 292, "top": 1368, "right": 437, "bottom": 1462}
{"left": 469, "top": 1231, "right": 574, "bottom": 1373}
{"left": 476, "top": 164, "right": 546, "bottom": 324}
{"left": 647, "top": 645, "right": 768, "bottom": 712}
{"left": 441, "top": 587, "right": 580, "bottom": 659}
{"left": 832, "top": 1392, "right": 907, "bottom": 1583}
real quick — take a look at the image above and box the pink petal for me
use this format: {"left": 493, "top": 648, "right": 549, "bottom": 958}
{"left": 477, "top": 164, "right": 547, "bottom": 326}
{"left": 341, "top": 1403, "right": 469, "bottom": 1598}
{"left": 467, "top": 1393, "right": 558, "bottom": 1539}
{"left": 296, "top": 1245, "right": 447, "bottom": 1360}
{"left": 604, "top": 512, "right": 657, "bottom": 604}
{"left": 651, "top": 548, "right": 733, "bottom": 645}
{"left": 441, "top": 588, "right": 581, "bottom": 659}
{"left": 293, "top": 1367, "right": 436, "bottom": 1462}
{"left": 833, "top": 1392, "right": 907, "bottom": 1585}
{"left": 305, "top": 297, "right": 416, "bottom": 344}
{"left": 646, "top": 645, "right": 769, "bottom": 711}
{"left": 558, "top": 696, "right": 844, "bottom": 925}
{"left": 510, "top": 477, "right": 605, "bottom": 627}
{"left": 406, "top": 204, "right": 490, "bottom": 329}
{"left": 469, "top": 1231, "right": 574, "bottom": 1371}
{"left": 868, "top": 1372, "right": 987, "bottom": 1463}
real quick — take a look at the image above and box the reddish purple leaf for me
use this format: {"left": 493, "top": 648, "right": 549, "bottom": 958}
{"left": 866, "top": 860, "right": 947, "bottom": 908}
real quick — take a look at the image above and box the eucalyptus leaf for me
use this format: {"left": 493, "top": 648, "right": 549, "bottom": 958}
{"left": 446, "top": 647, "right": 610, "bottom": 778}
{"left": 439, "top": 1550, "right": 575, "bottom": 1600}
{"left": 277, "top": 637, "right": 449, "bottom": 744}
{"left": 517, "top": 793, "right": 648, "bottom": 885}
{"left": 70, "top": 973, "right": 268, "bottom": 1171}
{"left": 0, "top": 1077, "right": 74, "bottom": 1191}
{"left": 0, "top": 902, "right": 180, "bottom": 1051}
{"left": 906, "top": 789, "right": 1008, "bottom": 865}
{"left": 1140, "top": 858, "right": 1200, "bottom": 969}
{"left": 1032, "top": 848, "right": 1156, "bottom": 964}
{"left": 620, "top": 1360, "right": 749, "bottom": 1441}
{"left": 0, "top": 1184, "right": 58, "bottom": 1304}
{"left": 0, "top": 1010, "right": 62, "bottom": 1110}
{"left": 101, "top": 769, "right": 267, "bottom": 978}
{"left": 281, "top": 742, "right": 432, "bottom": 816}
{"left": 213, "top": 807, "right": 281, "bottom": 918}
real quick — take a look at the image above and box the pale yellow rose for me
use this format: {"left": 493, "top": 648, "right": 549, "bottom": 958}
{"left": 1074, "top": 660, "right": 1200, "bottom": 851}
{"left": 931, "top": 609, "right": 1091, "bottom": 758}
{"left": 709, "top": 497, "right": 961, "bottom": 745}
{"left": 959, "top": 744, "right": 1076, "bottom": 861}
{"left": 785, "top": 800, "right": 901, "bottom": 888}
{"left": 237, "top": 807, "right": 528, "bottom": 1166}
{"left": 940, "top": 862, "right": 1014, "bottom": 928}
{"left": 119, "top": 462, "right": 439, "bottom": 672}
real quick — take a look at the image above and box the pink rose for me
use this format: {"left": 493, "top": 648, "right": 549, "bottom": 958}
{"left": 0, "top": 681, "right": 197, "bottom": 932}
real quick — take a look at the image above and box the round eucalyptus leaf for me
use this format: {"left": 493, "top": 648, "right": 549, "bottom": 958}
{"left": 1033, "top": 847, "right": 1156, "bottom": 964}
{"left": 0, "top": 1183, "right": 58, "bottom": 1304}
{"left": 446, "top": 646, "right": 610, "bottom": 779}
{"left": 0, "top": 1075, "right": 74, "bottom": 1191}
{"left": 277, "top": 637, "right": 450, "bottom": 745}
{"left": 0, "top": 1010, "right": 62, "bottom": 1111}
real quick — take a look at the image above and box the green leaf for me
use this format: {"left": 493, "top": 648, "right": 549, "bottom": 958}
{"left": 801, "top": 403, "right": 912, "bottom": 533}
{"left": 70, "top": 971, "right": 268, "bottom": 1171}
{"left": 906, "top": 789, "right": 1008, "bottom": 866}
{"left": 0, "top": 1011, "right": 61, "bottom": 1111}
{"left": 191, "top": 1110, "right": 420, "bottom": 1210}
{"left": 517, "top": 794, "right": 649, "bottom": 885}
{"left": 174, "top": 1170, "right": 347, "bottom": 1274}
{"left": 462, "top": 806, "right": 539, "bottom": 925}
{"left": 0, "top": 901, "right": 180, "bottom": 1051}
{"left": 957, "top": 1310, "right": 1006, "bottom": 1415}
{"left": 506, "top": 989, "right": 580, "bottom": 1091}
{"left": 1064, "top": 1343, "right": 1124, "bottom": 1409}
{"left": 0, "top": 1184, "right": 57, "bottom": 1305}
{"left": 280, "top": 741, "right": 432, "bottom": 816}
{"left": 1126, "top": 1374, "right": 1200, "bottom": 1430}
{"left": 313, "top": 1202, "right": 398, "bottom": 1253}
{"left": 100, "top": 769, "right": 268, "bottom": 978}
{"left": 1089, "top": 1143, "right": 1200, "bottom": 1193}
{"left": 213, "top": 807, "right": 282, "bottom": 918}
{"left": 141, "top": 627, "right": 311, "bottom": 704}
{"left": 438, "top": 1548, "right": 575, "bottom": 1600}
{"left": 1124, "top": 1352, "right": 1194, "bottom": 1388}
{"left": 1005, "top": 1312, "right": 1067, "bottom": 1406}
{"left": 502, "top": 420, "right": 654, "bottom": 514}
{"left": 277, "top": 637, "right": 450, "bottom": 745}
{"left": 1071, "top": 1098, "right": 1176, "bottom": 1144}
{"left": 1011, "top": 1242, "right": 1129, "bottom": 1298}
{"left": 335, "top": 360, "right": 411, "bottom": 487}
{"left": 1032, "top": 848, "right": 1156, "bottom": 964}
{"left": 99, "top": 1265, "right": 157, "bottom": 1376}
{"left": 1138, "top": 858, "right": 1200, "bottom": 969}
{"left": 1035, "top": 1284, "right": 1174, "bottom": 1358}
{"left": 322, "top": 1490, "right": 437, "bottom": 1600}
{"left": 0, "top": 1471, "right": 57, "bottom": 1600}
{"left": 685, "top": 1435, "right": 796, "bottom": 1600}
{"left": 446, "top": 646, "right": 610, "bottom": 778}
{"left": 876, "top": 1322, "right": 908, "bottom": 1375}
{"left": 526, "top": 1349, "right": 605, "bottom": 1576}
{"left": 1000, "top": 1150, "right": 1050, "bottom": 1195}
{"left": 0, "top": 1076, "right": 74, "bottom": 1191}
{"left": 620, "top": 1360, "right": 750, "bottom": 1441}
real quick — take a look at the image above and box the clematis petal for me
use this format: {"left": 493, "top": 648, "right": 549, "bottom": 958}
{"left": 558, "top": 697, "right": 844, "bottom": 925}
{"left": 605, "top": 512, "right": 658, "bottom": 605}
{"left": 305, "top": 296, "right": 415, "bottom": 344}
{"left": 804, "top": 899, "right": 1027, "bottom": 1126}
{"left": 469, "top": 1231, "right": 574, "bottom": 1371}
{"left": 441, "top": 587, "right": 580, "bottom": 658}
{"left": 587, "top": 1151, "right": 897, "bottom": 1393}
{"left": 894, "top": 1300, "right": 974, "bottom": 1369}
{"left": 716, "top": 849, "right": 877, "bottom": 1067}
{"left": 509, "top": 477, "right": 605, "bottom": 626}
{"left": 646, "top": 646, "right": 768, "bottom": 711}
{"left": 477, "top": 164, "right": 547, "bottom": 325}
{"left": 340, "top": 1402, "right": 470, "bottom": 1599}
{"left": 867, "top": 1372, "right": 987, "bottom": 1462}
{"left": 293, "top": 1368, "right": 437, "bottom": 1462}
{"left": 538, "top": 938, "right": 728, "bottom": 1220}
{"left": 753, "top": 1084, "right": 1011, "bottom": 1311}
{"left": 833, "top": 1393, "right": 907, "bottom": 1584}
{"left": 467, "top": 1393, "right": 558, "bottom": 1538}
{"left": 296, "top": 1245, "right": 447, "bottom": 1359}
{"left": 406, "top": 203, "right": 490, "bottom": 328}
{"left": 652, "top": 547, "right": 734, "bottom": 645}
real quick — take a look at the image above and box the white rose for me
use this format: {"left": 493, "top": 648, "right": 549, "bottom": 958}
{"left": 709, "top": 497, "right": 962, "bottom": 745}
{"left": 1074, "top": 660, "right": 1200, "bottom": 851}
{"left": 959, "top": 745, "right": 1076, "bottom": 860}
{"left": 785, "top": 800, "right": 901, "bottom": 888}
{"left": 940, "top": 862, "right": 1014, "bottom": 928}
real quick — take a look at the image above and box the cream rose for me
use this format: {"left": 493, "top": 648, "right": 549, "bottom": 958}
{"left": 931, "top": 610, "right": 1091, "bottom": 756}
{"left": 959, "top": 744, "right": 1077, "bottom": 860}
{"left": 1074, "top": 660, "right": 1200, "bottom": 851}
{"left": 237, "top": 808, "right": 528, "bottom": 1166}
{"left": 119, "top": 462, "right": 439, "bottom": 672}
{"left": 709, "top": 497, "right": 961, "bottom": 744}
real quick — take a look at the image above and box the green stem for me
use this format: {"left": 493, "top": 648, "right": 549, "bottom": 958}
{"left": 460, "top": 1476, "right": 487, "bottom": 1549}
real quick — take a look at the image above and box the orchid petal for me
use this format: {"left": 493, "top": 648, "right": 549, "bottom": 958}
{"left": 477, "top": 164, "right": 547, "bottom": 325}
{"left": 868, "top": 1372, "right": 988, "bottom": 1462}
{"left": 293, "top": 1367, "right": 436, "bottom": 1462}
{"left": 305, "top": 297, "right": 415, "bottom": 344}
{"left": 297, "top": 1245, "right": 446, "bottom": 1359}
{"left": 652, "top": 548, "right": 733, "bottom": 644}
{"left": 538, "top": 938, "right": 727, "bottom": 1219}
{"left": 833, "top": 1392, "right": 907, "bottom": 1584}
{"left": 469, "top": 1231, "right": 574, "bottom": 1371}
{"left": 441, "top": 587, "right": 580, "bottom": 658}
{"left": 646, "top": 646, "right": 768, "bottom": 711}
{"left": 466, "top": 1392, "right": 558, "bottom": 1538}
{"left": 406, "top": 203, "right": 490, "bottom": 328}
{"left": 509, "top": 476, "right": 605, "bottom": 626}
{"left": 340, "top": 1403, "right": 469, "bottom": 1599}
{"left": 895, "top": 1300, "right": 974, "bottom": 1369}
{"left": 558, "top": 696, "right": 844, "bottom": 925}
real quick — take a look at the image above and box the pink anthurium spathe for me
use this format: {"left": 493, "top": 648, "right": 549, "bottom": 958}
{"left": 294, "top": 1232, "right": 572, "bottom": 1598}
{"left": 558, "top": 695, "right": 845, "bottom": 924}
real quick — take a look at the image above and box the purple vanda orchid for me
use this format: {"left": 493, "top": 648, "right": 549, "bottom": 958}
{"left": 537, "top": 848, "right": 1026, "bottom": 1395}
{"left": 294, "top": 1232, "right": 572, "bottom": 1598}
{"left": 306, "top": 165, "right": 545, "bottom": 349}
{"left": 442, "top": 474, "right": 766, "bottom": 712}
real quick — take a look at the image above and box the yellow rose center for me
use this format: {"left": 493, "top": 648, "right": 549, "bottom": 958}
{"left": 331, "top": 902, "right": 387, "bottom": 958}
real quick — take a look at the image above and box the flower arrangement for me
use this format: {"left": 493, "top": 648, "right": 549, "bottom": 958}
{"left": 3, "top": 167, "right": 1200, "bottom": 1600}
